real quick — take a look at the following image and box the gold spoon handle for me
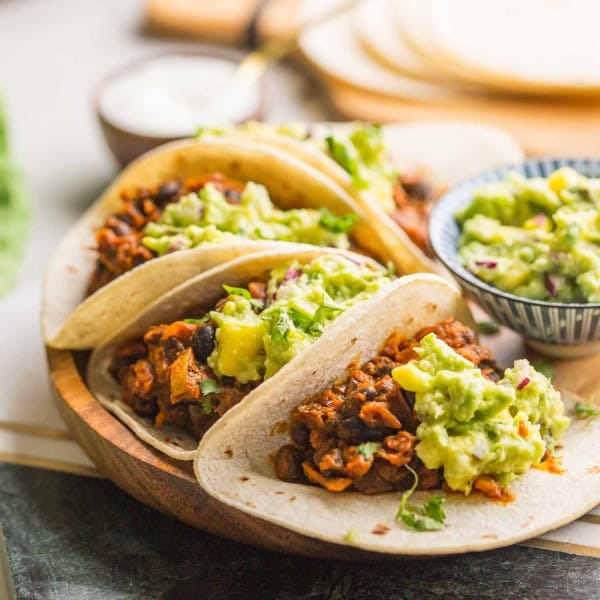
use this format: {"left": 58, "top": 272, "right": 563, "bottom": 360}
{"left": 235, "top": 0, "right": 362, "bottom": 83}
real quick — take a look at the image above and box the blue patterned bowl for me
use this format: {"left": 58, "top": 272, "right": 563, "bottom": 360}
{"left": 429, "top": 158, "right": 600, "bottom": 358}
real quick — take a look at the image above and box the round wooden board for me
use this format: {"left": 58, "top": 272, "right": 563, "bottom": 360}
{"left": 46, "top": 323, "right": 599, "bottom": 559}
{"left": 46, "top": 347, "right": 388, "bottom": 560}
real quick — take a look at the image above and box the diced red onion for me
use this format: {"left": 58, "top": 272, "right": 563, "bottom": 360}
{"left": 344, "top": 256, "right": 364, "bottom": 267}
{"left": 533, "top": 214, "right": 547, "bottom": 226}
{"left": 544, "top": 273, "right": 562, "bottom": 296}
{"left": 282, "top": 267, "right": 302, "bottom": 283}
{"left": 517, "top": 377, "right": 530, "bottom": 390}
{"left": 167, "top": 239, "right": 186, "bottom": 253}
{"left": 475, "top": 260, "right": 497, "bottom": 269}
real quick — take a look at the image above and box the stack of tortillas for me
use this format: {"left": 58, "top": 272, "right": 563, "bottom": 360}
{"left": 146, "top": 0, "right": 600, "bottom": 155}
{"left": 297, "top": 0, "right": 600, "bottom": 155}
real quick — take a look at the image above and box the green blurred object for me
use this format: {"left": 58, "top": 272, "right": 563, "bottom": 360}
{"left": 0, "top": 97, "right": 29, "bottom": 297}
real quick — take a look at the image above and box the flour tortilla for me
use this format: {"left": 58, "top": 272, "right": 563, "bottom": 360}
{"left": 43, "top": 137, "right": 404, "bottom": 350}
{"left": 196, "top": 274, "right": 600, "bottom": 555}
{"left": 353, "top": 0, "right": 447, "bottom": 84}
{"left": 402, "top": 0, "right": 600, "bottom": 96}
{"left": 200, "top": 121, "right": 523, "bottom": 279}
{"left": 299, "top": 9, "right": 458, "bottom": 102}
{"left": 87, "top": 246, "right": 389, "bottom": 460}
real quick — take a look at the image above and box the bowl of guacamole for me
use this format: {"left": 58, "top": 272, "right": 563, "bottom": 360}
{"left": 429, "top": 158, "right": 600, "bottom": 357}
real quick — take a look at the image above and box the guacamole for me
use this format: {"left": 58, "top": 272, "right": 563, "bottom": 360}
{"left": 142, "top": 181, "right": 357, "bottom": 255}
{"left": 392, "top": 334, "right": 569, "bottom": 493}
{"left": 457, "top": 167, "right": 600, "bottom": 302}
{"left": 197, "top": 122, "right": 398, "bottom": 213}
{"left": 209, "top": 255, "right": 390, "bottom": 383}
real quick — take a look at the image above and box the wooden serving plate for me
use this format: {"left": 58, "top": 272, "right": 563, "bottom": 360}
{"left": 47, "top": 347, "right": 378, "bottom": 560}
{"left": 46, "top": 324, "right": 599, "bottom": 558}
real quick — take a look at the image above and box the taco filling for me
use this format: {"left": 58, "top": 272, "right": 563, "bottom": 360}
{"left": 108, "top": 254, "right": 390, "bottom": 438}
{"left": 88, "top": 172, "right": 359, "bottom": 295}
{"left": 323, "top": 125, "right": 435, "bottom": 256}
{"left": 274, "top": 319, "right": 569, "bottom": 499}
{"left": 198, "top": 123, "right": 436, "bottom": 256}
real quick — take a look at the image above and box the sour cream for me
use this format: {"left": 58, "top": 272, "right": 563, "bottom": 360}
{"left": 98, "top": 54, "right": 263, "bottom": 138}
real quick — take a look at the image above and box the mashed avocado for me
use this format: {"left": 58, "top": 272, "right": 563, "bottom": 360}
{"left": 457, "top": 167, "right": 600, "bottom": 302}
{"left": 196, "top": 122, "right": 398, "bottom": 213}
{"left": 142, "top": 181, "right": 357, "bottom": 255}
{"left": 208, "top": 255, "right": 390, "bottom": 383}
{"left": 392, "top": 333, "right": 569, "bottom": 493}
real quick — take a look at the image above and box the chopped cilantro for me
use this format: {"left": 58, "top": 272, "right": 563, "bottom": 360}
{"left": 531, "top": 360, "right": 556, "bottom": 381}
{"left": 200, "top": 379, "right": 220, "bottom": 415}
{"left": 477, "top": 321, "right": 500, "bottom": 336}
{"left": 395, "top": 465, "right": 446, "bottom": 531}
{"left": 312, "top": 301, "right": 343, "bottom": 327}
{"left": 575, "top": 400, "right": 600, "bottom": 419}
{"left": 287, "top": 307, "right": 313, "bottom": 331}
{"left": 385, "top": 262, "right": 396, "bottom": 278}
{"left": 222, "top": 285, "right": 251, "bottom": 300}
{"left": 343, "top": 528, "right": 359, "bottom": 543}
{"left": 287, "top": 302, "right": 343, "bottom": 337}
{"left": 355, "top": 442, "right": 381, "bottom": 460}
{"left": 318, "top": 208, "right": 360, "bottom": 234}
{"left": 222, "top": 284, "right": 263, "bottom": 310}
{"left": 183, "top": 315, "right": 210, "bottom": 324}
{"left": 270, "top": 308, "right": 292, "bottom": 349}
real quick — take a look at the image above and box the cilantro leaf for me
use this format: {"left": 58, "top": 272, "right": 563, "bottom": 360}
{"left": 287, "top": 307, "right": 313, "bottom": 331}
{"left": 423, "top": 496, "right": 446, "bottom": 523}
{"left": 312, "top": 301, "right": 343, "bottom": 327}
{"left": 270, "top": 309, "right": 292, "bottom": 349}
{"left": 318, "top": 208, "right": 360, "bottom": 234}
{"left": 325, "top": 136, "right": 369, "bottom": 189}
{"left": 287, "top": 302, "right": 343, "bottom": 337}
{"left": 222, "top": 285, "right": 251, "bottom": 300}
{"left": 355, "top": 442, "right": 381, "bottom": 460}
{"left": 395, "top": 465, "right": 446, "bottom": 532}
{"left": 531, "top": 360, "right": 556, "bottom": 381}
{"left": 200, "top": 379, "right": 220, "bottom": 415}
{"left": 575, "top": 401, "right": 600, "bottom": 419}
{"left": 477, "top": 321, "right": 500, "bottom": 336}
{"left": 200, "top": 379, "right": 220, "bottom": 396}
{"left": 183, "top": 315, "right": 210, "bottom": 324}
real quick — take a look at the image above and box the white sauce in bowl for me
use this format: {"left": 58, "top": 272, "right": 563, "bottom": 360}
{"left": 98, "top": 54, "right": 262, "bottom": 138}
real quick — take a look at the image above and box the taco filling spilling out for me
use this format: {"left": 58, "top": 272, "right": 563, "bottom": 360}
{"left": 274, "top": 319, "right": 569, "bottom": 499}
{"left": 198, "top": 123, "right": 437, "bottom": 256}
{"left": 108, "top": 255, "right": 390, "bottom": 438}
{"left": 323, "top": 124, "right": 435, "bottom": 256}
{"left": 88, "top": 172, "right": 359, "bottom": 295}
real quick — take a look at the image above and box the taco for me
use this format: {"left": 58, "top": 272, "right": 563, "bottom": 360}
{"left": 195, "top": 274, "right": 600, "bottom": 555}
{"left": 87, "top": 247, "right": 395, "bottom": 460}
{"left": 195, "top": 121, "right": 522, "bottom": 271}
{"left": 43, "top": 137, "right": 413, "bottom": 350}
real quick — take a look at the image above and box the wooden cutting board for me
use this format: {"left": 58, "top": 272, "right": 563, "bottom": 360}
{"left": 145, "top": 0, "right": 305, "bottom": 45}
{"left": 145, "top": 0, "right": 600, "bottom": 156}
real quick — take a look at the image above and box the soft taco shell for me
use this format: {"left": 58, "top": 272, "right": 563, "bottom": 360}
{"left": 195, "top": 274, "right": 600, "bottom": 555}
{"left": 198, "top": 121, "right": 523, "bottom": 277}
{"left": 44, "top": 137, "right": 404, "bottom": 350}
{"left": 87, "top": 246, "right": 388, "bottom": 460}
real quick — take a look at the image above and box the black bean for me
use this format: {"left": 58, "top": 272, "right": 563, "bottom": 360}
{"left": 224, "top": 189, "right": 241, "bottom": 204}
{"left": 191, "top": 325, "right": 215, "bottom": 362}
{"left": 401, "top": 178, "right": 432, "bottom": 202}
{"left": 163, "top": 337, "right": 184, "bottom": 363}
{"left": 156, "top": 180, "right": 181, "bottom": 205}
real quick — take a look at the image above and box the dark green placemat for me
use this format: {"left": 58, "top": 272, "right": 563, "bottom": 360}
{"left": 0, "top": 97, "right": 29, "bottom": 297}
{"left": 1, "top": 463, "right": 598, "bottom": 600}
